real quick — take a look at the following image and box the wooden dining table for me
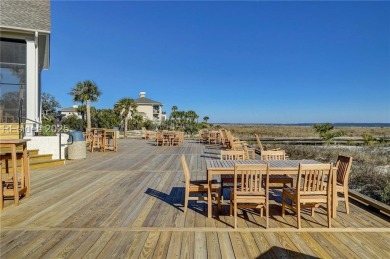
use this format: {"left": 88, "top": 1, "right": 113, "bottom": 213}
{"left": 0, "top": 139, "right": 30, "bottom": 207}
{"left": 206, "top": 159, "right": 337, "bottom": 218}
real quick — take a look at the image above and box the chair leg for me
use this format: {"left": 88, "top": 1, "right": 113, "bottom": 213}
{"left": 344, "top": 188, "right": 350, "bottom": 214}
{"left": 234, "top": 200, "right": 238, "bottom": 229}
{"left": 184, "top": 191, "right": 189, "bottom": 213}
{"left": 281, "top": 192, "right": 286, "bottom": 217}
{"left": 327, "top": 197, "right": 332, "bottom": 228}
{"left": 297, "top": 202, "right": 301, "bottom": 229}
{"left": 216, "top": 190, "right": 221, "bottom": 212}
{"left": 220, "top": 179, "right": 224, "bottom": 201}
{"left": 229, "top": 192, "right": 233, "bottom": 216}
{"left": 266, "top": 201, "right": 269, "bottom": 229}
{"left": 311, "top": 207, "right": 315, "bottom": 217}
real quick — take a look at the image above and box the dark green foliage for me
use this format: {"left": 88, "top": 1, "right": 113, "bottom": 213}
{"left": 313, "top": 123, "right": 334, "bottom": 134}
{"left": 314, "top": 123, "right": 345, "bottom": 144}
{"left": 93, "top": 109, "right": 121, "bottom": 129}
{"left": 167, "top": 106, "right": 207, "bottom": 136}
{"left": 61, "top": 114, "right": 86, "bottom": 131}
{"left": 41, "top": 92, "right": 61, "bottom": 122}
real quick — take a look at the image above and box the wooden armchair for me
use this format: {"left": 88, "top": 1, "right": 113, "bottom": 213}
{"left": 281, "top": 163, "right": 333, "bottom": 229}
{"left": 180, "top": 155, "right": 221, "bottom": 213}
{"left": 230, "top": 163, "right": 270, "bottom": 229}
{"left": 335, "top": 155, "right": 353, "bottom": 214}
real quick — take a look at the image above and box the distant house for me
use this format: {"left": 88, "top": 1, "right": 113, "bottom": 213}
{"left": 60, "top": 105, "right": 82, "bottom": 119}
{"left": 0, "top": 0, "right": 51, "bottom": 137}
{"left": 134, "top": 92, "right": 164, "bottom": 124}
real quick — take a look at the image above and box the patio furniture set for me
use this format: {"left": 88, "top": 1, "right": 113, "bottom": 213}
{"left": 182, "top": 130, "right": 353, "bottom": 229}
{"left": 85, "top": 128, "right": 118, "bottom": 152}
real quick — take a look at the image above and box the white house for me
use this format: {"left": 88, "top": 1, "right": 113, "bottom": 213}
{"left": 0, "top": 0, "right": 51, "bottom": 138}
{"left": 134, "top": 92, "right": 164, "bottom": 125}
{"left": 60, "top": 105, "right": 82, "bottom": 119}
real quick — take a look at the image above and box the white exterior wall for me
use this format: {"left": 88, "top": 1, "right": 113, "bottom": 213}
{"left": 25, "top": 39, "right": 40, "bottom": 136}
{"left": 137, "top": 105, "right": 153, "bottom": 120}
{"left": 25, "top": 134, "right": 68, "bottom": 160}
{"left": 136, "top": 104, "right": 163, "bottom": 124}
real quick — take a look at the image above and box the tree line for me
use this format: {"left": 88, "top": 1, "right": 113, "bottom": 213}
{"left": 42, "top": 80, "right": 211, "bottom": 136}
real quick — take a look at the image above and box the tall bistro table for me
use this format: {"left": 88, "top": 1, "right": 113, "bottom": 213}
{"left": 206, "top": 159, "right": 337, "bottom": 218}
{"left": 0, "top": 139, "right": 30, "bottom": 206}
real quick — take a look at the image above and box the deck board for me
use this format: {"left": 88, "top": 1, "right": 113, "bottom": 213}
{"left": 1, "top": 138, "right": 389, "bottom": 258}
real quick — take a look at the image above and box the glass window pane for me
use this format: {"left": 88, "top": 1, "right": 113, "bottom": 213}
{"left": 0, "top": 38, "right": 26, "bottom": 123}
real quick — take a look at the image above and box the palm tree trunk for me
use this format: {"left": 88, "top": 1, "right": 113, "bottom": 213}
{"left": 86, "top": 100, "right": 91, "bottom": 130}
{"left": 124, "top": 118, "right": 128, "bottom": 138}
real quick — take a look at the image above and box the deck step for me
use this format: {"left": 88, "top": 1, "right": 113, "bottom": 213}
{"left": 29, "top": 159, "right": 66, "bottom": 170}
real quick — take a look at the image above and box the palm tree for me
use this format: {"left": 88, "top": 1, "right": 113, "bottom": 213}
{"left": 69, "top": 80, "right": 101, "bottom": 130}
{"left": 114, "top": 98, "right": 137, "bottom": 137}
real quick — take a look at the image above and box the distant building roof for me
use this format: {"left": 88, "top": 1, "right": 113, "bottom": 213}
{"left": 134, "top": 97, "right": 162, "bottom": 105}
{"left": 134, "top": 91, "right": 162, "bottom": 105}
{"left": 0, "top": 0, "right": 51, "bottom": 32}
{"left": 61, "top": 107, "right": 78, "bottom": 112}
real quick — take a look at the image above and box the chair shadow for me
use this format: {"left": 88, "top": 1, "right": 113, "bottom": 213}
{"left": 145, "top": 187, "right": 208, "bottom": 214}
{"left": 200, "top": 154, "right": 219, "bottom": 159}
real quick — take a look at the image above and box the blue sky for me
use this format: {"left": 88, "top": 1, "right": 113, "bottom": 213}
{"left": 43, "top": 1, "right": 390, "bottom": 124}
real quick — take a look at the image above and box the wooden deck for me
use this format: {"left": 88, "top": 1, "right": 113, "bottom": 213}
{"left": 1, "top": 139, "right": 389, "bottom": 258}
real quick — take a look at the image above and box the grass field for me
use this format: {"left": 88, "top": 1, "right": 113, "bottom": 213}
{"left": 218, "top": 124, "right": 390, "bottom": 138}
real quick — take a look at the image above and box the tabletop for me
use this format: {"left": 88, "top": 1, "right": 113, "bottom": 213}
{"left": 0, "top": 139, "right": 30, "bottom": 145}
{"left": 206, "top": 159, "right": 321, "bottom": 170}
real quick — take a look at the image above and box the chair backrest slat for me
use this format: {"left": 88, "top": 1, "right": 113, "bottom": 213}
{"left": 336, "top": 155, "right": 353, "bottom": 185}
{"left": 234, "top": 164, "right": 269, "bottom": 194}
{"left": 261, "top": 150, "right": 286, "bottom": 160}
{"left": 221, "top": 150, "right": 244, "bottom": 160}
{"left": 297, "top": 163, "right": 333, "bottom": 195}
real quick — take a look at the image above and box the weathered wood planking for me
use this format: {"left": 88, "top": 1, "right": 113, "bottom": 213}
{"left": 1, "top": 138, "right": 389, "bottom": 258}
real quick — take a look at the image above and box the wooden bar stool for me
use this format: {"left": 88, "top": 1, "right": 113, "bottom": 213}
{"left": 1, "top": 151, "right": 30, "bottom": 210}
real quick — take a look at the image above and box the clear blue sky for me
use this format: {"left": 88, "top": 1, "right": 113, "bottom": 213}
{"left": 43, "top": 1, "right": 390, "bottom": 124}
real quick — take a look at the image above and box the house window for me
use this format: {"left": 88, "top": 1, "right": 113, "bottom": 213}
{"left": 153, "top": 105, "right": 159, "bottom": 114}
{"left": 0, "top": 38, "right": 27, "bottom": 123}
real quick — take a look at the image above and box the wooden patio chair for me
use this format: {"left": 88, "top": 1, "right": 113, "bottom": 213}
{"left": 232, "top": 141, "right": 255, "bottom": 160}
{"left": 155, "top": 131, "right": 169, "bottom": 146}
{"left": 90, "top": 132, "right": 102, "bottom": 152}
{"left": 219, "top": 129, "right": 230, "bottom": 147}
{"left": 334, "top": 155, "right": 353, "bottom": 214}
{"left": 220, "top": 150, "right": 245, "bottom": 196}
{"left": 208, "top": 131, "right": 218, "bottom": 144}
{"left": 230, "top": 163, "right": 270, "bottom": 229}
{"left": 281, "top": 163, "right": 333, "bottom": 229}
{"left": 141, "top": 127, "right": 148, "bottom": 139}
{"left": 261, "top": 150, "right": 293, "bottom": 189}
{"left": 180, "top": 155, "right": 221, "bottom": 213}
{"left": 254, "top": 134, "right": 280, "bottom": 154}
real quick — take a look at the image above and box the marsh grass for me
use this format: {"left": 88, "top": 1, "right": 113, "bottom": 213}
{"left": 277, "top": 144, "right": 390, "bottom": 205}
{"left": 220, "top": 124, "right": 390, "bottom": 138}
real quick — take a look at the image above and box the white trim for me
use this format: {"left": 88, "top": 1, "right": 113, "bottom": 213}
{"left": 0, "top": 26, "right": 50, "bottom": 34}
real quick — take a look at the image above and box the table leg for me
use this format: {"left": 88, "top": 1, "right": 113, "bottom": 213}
{"left": 11, "top": 145, "right": 19, "bottom": 205}
{"left": 23, "top": 143, "right": 30, "bottom": 197}
{"left": 208, "top": 170, "right": 212, "bottom": 218}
